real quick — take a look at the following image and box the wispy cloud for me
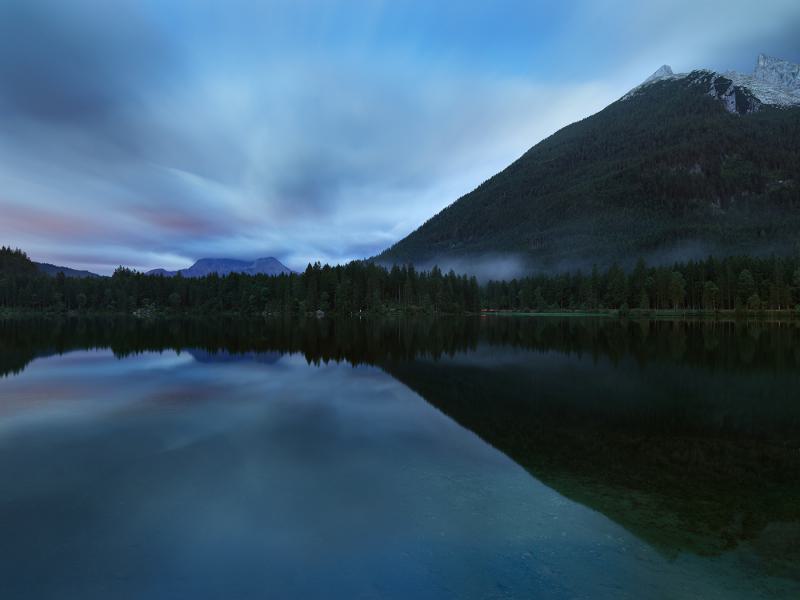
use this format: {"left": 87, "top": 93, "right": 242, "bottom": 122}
{"left": 0, "top": 0, "right": 797, "bottom": 273}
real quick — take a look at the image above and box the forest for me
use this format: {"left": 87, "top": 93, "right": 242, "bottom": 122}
{"left": 1, "top": 246, "right": 800, "bottom": 315}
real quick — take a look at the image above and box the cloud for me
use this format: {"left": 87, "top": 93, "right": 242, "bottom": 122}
{"left": 0, "top": 1, "right": 798, "bottom": 273}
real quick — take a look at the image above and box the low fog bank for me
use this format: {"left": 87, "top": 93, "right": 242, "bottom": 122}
{"left": 375, "top": 238, "right": 800, "bottom": 282}
{"left": 375, "top": 254, "right": 529, "bottom": 283}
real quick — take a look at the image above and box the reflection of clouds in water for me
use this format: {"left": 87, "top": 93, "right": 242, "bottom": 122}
{"left": 0, "top": 349, "right": 196, "bottom": 428}
{"left": 0, "top": 350, "right": 584, "bottom": 598}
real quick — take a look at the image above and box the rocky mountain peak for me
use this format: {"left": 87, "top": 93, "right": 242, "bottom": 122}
{"left": 643, "top": 65, "right": 674, "bottom": 84}
{"left": 754, "top": 53, "right": 800, "bottom": 91}
{"left": 625, "top": 54, "right": 800, "bottom": 114}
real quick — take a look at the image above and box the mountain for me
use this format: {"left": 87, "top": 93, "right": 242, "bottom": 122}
{"left": 377, "top": 54, "right": 800, "bottom": 274}
{"left": 146, "top": 257, "right": 293, "bottom": 278}
{"left": 35, "top": 262, "right": 100, "bottom": 278}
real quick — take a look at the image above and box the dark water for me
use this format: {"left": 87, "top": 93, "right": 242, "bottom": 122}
{"left": 1, "top": 317, "right": 799, "bottom": 599}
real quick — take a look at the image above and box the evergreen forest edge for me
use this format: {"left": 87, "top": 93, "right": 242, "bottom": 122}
{"left": 3, "top": 247, "right": 800, "bottom": 318}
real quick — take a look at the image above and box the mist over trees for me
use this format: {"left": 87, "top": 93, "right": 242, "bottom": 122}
{"left": 485, "top": 257, "right": 800, "bottom": 313}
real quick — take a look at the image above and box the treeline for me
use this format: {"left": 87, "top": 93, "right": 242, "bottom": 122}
{"left": 2, "top": 247, "right": 800, "bottom": 314}
{"left": 486, "top": 256, "right": 800, "bottom": 312}
{"left": 0, "top": 248, "right": 480, "bottom": 314}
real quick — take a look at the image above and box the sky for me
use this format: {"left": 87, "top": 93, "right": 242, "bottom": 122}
{"left": 1, "top": 0, "right": 798, "bottom": 274}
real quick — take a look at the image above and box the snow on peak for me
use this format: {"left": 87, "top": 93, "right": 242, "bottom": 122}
{"left": 623, "top": 54, "right": 800, "bottom": 111}
{"left": 723, "top": 54, "right": 800, "bottom": 109}
{"left": 622, "top": 64, "right": 680, "bottom": 99}
{"left": 754, "top": 53, "right": 800, "bottom": 91}
{"left": 644, "top": 65, "right": 674, "bottom": 84}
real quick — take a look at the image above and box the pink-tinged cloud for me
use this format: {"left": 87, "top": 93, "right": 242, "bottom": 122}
{"left": 0, "top": 203, "right": 100, "bottom": 237}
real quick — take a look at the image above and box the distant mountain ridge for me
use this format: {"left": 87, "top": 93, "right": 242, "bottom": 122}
{"left": 35, "top": 262, "right": 100, "bottom": 278}
{"left": 377, "top": 53, "right": 800, "bottom": 273}
{"left": 147, "top": 257, "right": 293, "bottom": 278}
{"left": 1, "top": 246, "right": 294, "bottom": 279}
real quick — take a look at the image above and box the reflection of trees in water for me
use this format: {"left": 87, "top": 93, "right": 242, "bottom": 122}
{"left": 0, "top": 316, "right": 482, "bottom": 379}
{"left": 482, "top": 317, "right": 800, "bottom": 373}
{"left": 3, "top": 316, "right": 800, "bottom": 377}
{"left": 668, "top": 320, "right": 687, "bottom": 361}
{"left": 702, "top": 324, "right": 720, "bottom": 352}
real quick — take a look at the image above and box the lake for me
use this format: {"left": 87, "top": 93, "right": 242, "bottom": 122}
{"left": 0, "top": 316, "right": 798, "bottom": 599}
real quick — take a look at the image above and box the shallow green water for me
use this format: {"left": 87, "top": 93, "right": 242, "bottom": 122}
{"left": 0, "top": 317, "right": 798, "bottom": 599}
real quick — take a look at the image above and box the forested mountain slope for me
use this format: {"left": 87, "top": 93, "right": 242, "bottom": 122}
{"left": 378, "top": 57, "right": 800, "bottom": 271}
{"left": 35, "top": 262, "right": 99, "bottom": 278}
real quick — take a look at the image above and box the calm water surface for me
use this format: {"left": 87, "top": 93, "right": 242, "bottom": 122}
{"left": 0, "top": 317, "right": 798, "bottom": 599}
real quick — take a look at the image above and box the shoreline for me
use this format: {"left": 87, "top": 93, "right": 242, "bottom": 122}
{"left": 2, "top": 307, "right": 800, "bottom": 322}
{"left": 481, "top": 308, "right": 800, "bottom": 322}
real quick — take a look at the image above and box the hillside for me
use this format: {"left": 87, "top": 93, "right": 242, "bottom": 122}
{"left": 377, "top": 55, "right": 800, "bottom": 272}
{"left": 35, "top": 262, "right": 100, "bottom": 278}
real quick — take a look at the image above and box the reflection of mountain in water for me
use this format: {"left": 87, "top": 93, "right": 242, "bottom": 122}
{"left": 383, "top": 349, "right": 800, "bottom": 577}
{"left": 2, "top": 315, "right": 799, "bottom": 575}
{"left": 187, "top": 349, "right": 283, "bottom": 365}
